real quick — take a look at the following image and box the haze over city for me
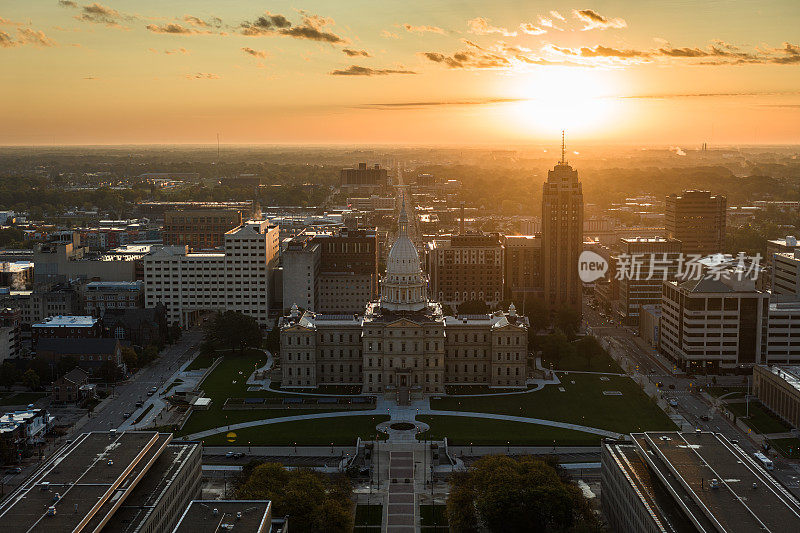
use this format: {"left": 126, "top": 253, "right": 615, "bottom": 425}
{"left": 2, "top": 0, "right": 800, "bottom": 145}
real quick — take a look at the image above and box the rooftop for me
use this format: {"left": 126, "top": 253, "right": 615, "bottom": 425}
{"left": 85, "top": 281, "right": 143, "bottom": 291}
{"left": 173, "top": 500, "right": 272, "bottom": 533}
{"left": 32, "top": 315, "right": 98, "bottom": 328}
{"left": 759, "top": 365, "right": 800, "bottom": 394}
{"left": 631, "top": 431, "right": 800, "bottom": 532}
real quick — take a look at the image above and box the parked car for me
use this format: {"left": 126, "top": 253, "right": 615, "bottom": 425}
{"left": 123, "top": 412, "right": 131, "bottom": 419}
{"left": 668, "top": 398, "right": 679, "bottom": 407}
{"left": 225, "top": 451, "right": 235, "bottom": 458}
{"left": 147, "top": 387, "right": 158, "bottom": 396}
{"left": 135, "top": 400, "right": 144, "bottom": 408}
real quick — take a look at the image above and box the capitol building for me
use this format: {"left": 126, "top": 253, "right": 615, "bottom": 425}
{"left": 280, "top": 203, "right": 529, "bottom": 397}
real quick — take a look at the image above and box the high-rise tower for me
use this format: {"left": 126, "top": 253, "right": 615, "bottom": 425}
{"left": 542, "top": 132, "right": 584, "bottom": 313}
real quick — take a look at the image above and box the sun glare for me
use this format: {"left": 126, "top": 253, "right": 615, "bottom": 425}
{"left": 505, "top": 67, "right": 622, "bottom": 137}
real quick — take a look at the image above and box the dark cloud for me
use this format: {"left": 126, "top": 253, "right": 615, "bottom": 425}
{"left": 16, "top": 27, "right": 57, "bottom": 47}
{"left": 146, "top": 23, "right": 210, "bottom": 35}
{"left": 186, "top": 72, "right": 220, "bottom": 79}
{"left": 330, "top": 65, "right": 416, "bottom": 76}
{"left": 241, "top": 11, "right": 346, "bottom": 44}
{"left": 342, "top": 48, "right": 371, "bottom": 57}
{"left": 572, "top": 9, "right": 627, "bottom": 31}
{"left": 403, "top": 23, "right": 446, "bottom": 35}
{"left": 183, "top": 15, "right": 222, "bottom": 28}
{"left": 0, "top": 30, "right": 16, "bottom": 48}
{"left": 241, "top": 46, "right": 267, "bottom": 58}
{"left": 74, "top": 2, "right": 130, "bottom": 28}
{"left": 57, "top": 0, "right": 78, "bottom": 7}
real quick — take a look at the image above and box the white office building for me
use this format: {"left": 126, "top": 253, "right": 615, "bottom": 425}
{"left": 773, "top": 251, "right": 800, "bottom": 299}
{"left": 143, "top": 221, "right": 279, "bottom": 327}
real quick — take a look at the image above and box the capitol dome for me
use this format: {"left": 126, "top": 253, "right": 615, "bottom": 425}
{"left": 381, "top": 200, "right": 427, "bottom": 311}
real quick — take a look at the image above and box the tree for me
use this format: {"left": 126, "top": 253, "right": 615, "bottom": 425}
{"left": 121, "top": 347, "right": 138, "bottom": 370}
{"left": 205, "top": 311, "right": 263, "bottom": 354}
{"left": 555, "top": 307, "right": 580, "bottom": 339}
{"left": 526, "top": 298, "right": 550, "bottom": 333}
{"left": 22, "top": 369, "right": 40, "bottom": 391}
{"left": 57, "top": 356, "right": 78, "bottom": 377}
{"left": 264, "top": 319, "right": 280, "bottom": 355}
{"left": 237, "top": 462, "right": 354, "bottom": 533}
{"left": 0, "top": 362, "right": 20, "bottom": 390}
{"left": 99, "top": 360, "right": 121, "bottom": 383}
{"left": 539, "top": 330, "right": 575, "bottom": 368}
{"left": 457, "top": 300, "right": 490, "bottom": 315}
{"left": 446, "top": 455, "right": 602, "bottom": 533}
{"left": 139, "top": 344, "right": 160, "bottom": 366}
{"left": 575, "top": 335, "right": 605, "bottom": 371}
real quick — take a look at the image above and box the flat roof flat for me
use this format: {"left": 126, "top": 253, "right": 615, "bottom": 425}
{"left": 632, "top": 431, "right": 800, "bottom": 532}
{"left": 32, "top": 315, "right": 98, "bottom": 328}
{"left": 0, "top": 431, "right": 170, "bottom": 533}
{"left": 173, "top": 500, "right": 271, "bottom": 533}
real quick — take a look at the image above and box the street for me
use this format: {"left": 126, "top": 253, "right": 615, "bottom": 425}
{"left": 76, "top": 329, "right": 203, "bottom": 433}
{"left": 583, "top": 299, "right": 800, "bottom": 496}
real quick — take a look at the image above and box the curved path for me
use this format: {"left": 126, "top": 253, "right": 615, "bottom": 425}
{"left": 183, "top": 407, "right": 622, "bottom": 441}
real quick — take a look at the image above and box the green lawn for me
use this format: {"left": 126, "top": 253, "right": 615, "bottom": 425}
{"left": 727, "top": 401, "right": 791, "bottom": 434}
{"left": 543, "top": 350, "right": 623, "bottom": 373}
{"left": 198, "top": 414, "right": 390, "bottom": 446}
{"left": 178, "top": 352, "right": 370, "bottom": 435}
{"left": 354, "top": 504, "right": 382, "bottom": 531}
{"left": 184, "top": 353, "right": 218, "bottom": 371}
{"left": 277, "top": 384, "right": 363, "bottom": 395}
{"left": 444, "top": 385, "right": 528, "bottom": 395}
{"left": 420, "top": 505, "right": 448, "bottom": 532}
{"left": 708, "top": 386, "right": 748, "bottom": 399}
{"left": 430, "top": 373, "right": 675, "bottom": 434}
{"left": 769, "top": 437, "right": 800, "bottom": 459}
{"left": 0, "top": 392, "right": 47, "bottom": 406}
{"left": 416, "top": 415, "right": 603, "bottom": 446}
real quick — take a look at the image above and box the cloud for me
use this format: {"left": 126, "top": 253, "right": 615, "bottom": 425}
{"left": 519, "top": 23, "right": 547, "bottom": 35}
{"left": 186, "top": 72, "right": 220, "bottom": 79}
{"left": 241, "top": 46, "right": 267, "bottom": 58}
{"left": 165, "top": 47, "right": 189, "bottom": 54}
{"left": 572, "top": 9, "right": 627, "bottom": 31}
{"left": 0, "top": 30, "right": 16, "bottom": 48}
{"left": 381, "top": 30, "right": 399, "bottom": 39}
{"left": 549, "top": 44, "right": 648, "bottom": 59}
{"left": 342, "top": 48, "right": 371, "bottom": 57}
{"left": 0, "top": 16, "right": 23, "bottom": 26}
{"left": 15, "top": 27, "right": 58, "bottom": 47}
{"left": 330, "top": 65, "right": 416, "bottom": 76}
{"left": 403, "top": 23, "right": 446, "bottom": 35}
{"left": 74, "top": 2, "right": 132, "bottom": 29}
{"left": 422, "top": 39, "right": 575, "bottom": 69}
{"left": 57, "top": 0, "right": 78, "bottom": 7}
{"left": 359, "top": 97, "right": 525, "bottom": 109}
{"left": 146, "top": 23, "right": 212, "bottom": 35}
{"left": 549, "top": 10, "right": 566, "bottom": 22}
{"left": 467, "top": 17, "right": 516, "bottom": 37}
{"left": 183, "top": 15, "right": 222, "bottom": 28}
{"left": 241, "top": 11, "right": 346, "bottom": 44}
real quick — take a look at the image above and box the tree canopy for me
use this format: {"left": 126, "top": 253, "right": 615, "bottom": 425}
{"left": 205, "top": 310, "right": 263, "bottom": 354}
{"left": 236, "top": 462, "right": 354, "bottom": 533}
{"left": 446, "top": 455, "right": 602, "bottom": 533}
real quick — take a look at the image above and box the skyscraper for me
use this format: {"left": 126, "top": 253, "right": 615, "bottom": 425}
{"left": 542, "top": 132, "right": 584, "bottom": 313}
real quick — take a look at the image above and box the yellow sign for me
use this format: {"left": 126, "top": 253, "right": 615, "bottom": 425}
{"left": 226, "top": 432, "right": 237, "bottom": 443}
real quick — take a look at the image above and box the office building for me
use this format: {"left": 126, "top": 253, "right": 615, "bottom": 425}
{"left": 0, "top": 407, "right": 52, "bottom": 447}
{"left": 173, "top": 500, "right": 278, "bottom": 533}
{"left": 0, "top": 307, "right": 21, "bottom": 362}
{"left": 763, "top": 300, "right": 800, "bottom": 364}
{"left": 339, "top": 162, "right": 388, "bottom": 189}
{"left": 659, "top": 276, "right": 769, "bottom": 373}
{"left": 616, "top": 237, "right": 682, "bottom": 325}
{"left": 32, "top": 315, "right": 102, "bottom": 343}
{"left": 144, "top": 221, "right": 280, "bottom": 327}
{"left": 772, "top": 250, "right": 800, "bottom": 299}
{"left": 753, "top": 364, "right": 800, "bottom": 429}
{"left": 34, "top": 232, "right": 138, "bottom": 285}
{"left": 84, "top": 280, "right": 144, "bottom": 316}
{"left": 602, "top": 431, "right": 800, "bottom": 533}
{"left": 426, "top": 233, "right": 504, "bottom": 309}
{"left": 36, "top": 337, "right": 124, "bottom": 375}
{"left": 281, "top": 208, "right": 529, "bottom": 395}
{"left": 638, "top": 304, "right": 661, "bottom": 348}
{"left": 0, "top": 431, "right": 202, "bottom": 533}
{"left": 163, "top": 208, "right": 244, "bottom": 250}
{"left": 665, "top": 190, "right": 726, "bottom": 256}
{"left": 282, "top": 227, "right": 379, "bottom": 314}
{"left": 0, "top": 261, "right": 33, "bottom": 289}
{"left": 503, "top": 235, "right": 542, "bottom": 306}
{"left": 541, "top": 142, "right": 584, "bottom": 313}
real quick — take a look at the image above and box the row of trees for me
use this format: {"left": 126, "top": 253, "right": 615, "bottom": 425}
{"left": 447, "top": 455, "right": 603, "bottom": 533}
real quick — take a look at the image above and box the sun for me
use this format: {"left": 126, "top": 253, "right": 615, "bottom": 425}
{"left": 503, "top": 67, "right": 622, "bottom": 137}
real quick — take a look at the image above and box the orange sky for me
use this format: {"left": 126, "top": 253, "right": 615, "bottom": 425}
{"left": 1, "top": 1, "right": 799, "bottom": 145}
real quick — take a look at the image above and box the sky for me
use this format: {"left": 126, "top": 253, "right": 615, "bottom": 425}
{"left": 1, "top": 1, "right": 799, "bottom": 146}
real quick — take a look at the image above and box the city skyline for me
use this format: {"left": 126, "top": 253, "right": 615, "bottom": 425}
{"left": 1, "top": 1, "right": 799, "bottom": 145}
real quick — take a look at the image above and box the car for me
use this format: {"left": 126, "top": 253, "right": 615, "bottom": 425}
{"left": 668, "top": 398, "right": 678, "bottom": 407}
{"left": 147, "top": 387, "right": 158, "bottom": 396}
{"left": 135, "top": 400, "right": 144, "bottom": 408}
{"left": 233, "top": 452, "right": 245, "bottom": 459}
{"left": 123, "top": 412, "right": 131, "bottom": 419}
{"left": 701, "top": 415, "right": 711, "bottom": 421}
{"left": 225, "top": 451, "right": 235, "bottom": 458}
